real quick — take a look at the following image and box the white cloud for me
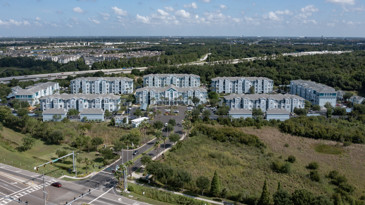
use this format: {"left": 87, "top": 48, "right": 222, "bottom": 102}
{"left": 112, "top": 6, "right": 127, "bottom": 16}
{"left": 165, "top": 6, "right": 174, "bottom": 12}
{"left": 184, "top": 2, "right": 197, "bottom": 9}
{"left": 264, "top": 10, "right": 292, "bottom": 21}
{"left": 220, "top": 4, "right": 227, "bottom": 9}
{"left": 89, "top": 18, "right": 100, "bottom": 24}
{"left": 175, "top": 10, "right": 191, "bottom": 18}
{"left": 73, "top": 7, "right": 84, "bottom": 13}
{"left": 100, "top": 13, "right": 110, "bottom": 20}
{"left": 136, "top": 14, "right": 150, "bottom": 24}
{"left": 301, "top": 5, "right": 319, "bottom": 13}
{"left": 35, "top": 17, "right": 41, "bottom": 21}
{"left": 0, "top": 19, "right": 30, "bottom": 26}
{"left": 267, "top": 11, "right": 280, "bottom": 21}
{"left": 201, "top": 0, "right": 210, "bottom": 3}
{"left": 157, "top": 9, "right": 169, "bottom": 16}
{"left": 326, "top": 0, "right": 355, "bottom": 5}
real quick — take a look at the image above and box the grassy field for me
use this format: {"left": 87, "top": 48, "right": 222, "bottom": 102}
{"left": 162, "top": 126, "right": 365, "bottom": 198}
{"left": 0, "top": 127, "right": 117, "bottom": 178}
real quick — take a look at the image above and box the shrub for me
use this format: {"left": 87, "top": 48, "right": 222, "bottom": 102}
{"left": 286, "top": 155, "right": 296, "bottom": 163}
{"left": 284, "top": 143, "right": 289, "bottom": 148}
{"left": 271, "top": 161, "right": 291, "bottom": 174}
{"left": 306, "top": 162, "right": 319, "bottom": 170}
{"left": 310, "top": 171, "right": 321, "bottom": 182}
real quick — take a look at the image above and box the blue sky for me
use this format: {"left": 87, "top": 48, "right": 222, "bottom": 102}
{"left": 0, "top": 0, "right": 364, "bottom": 37}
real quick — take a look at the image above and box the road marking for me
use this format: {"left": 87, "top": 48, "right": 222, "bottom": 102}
{"left": 0, "top": 171, "right": 25, "bottom": 184}
{"left": 88, "top": 187, "right": 113, "bottom": 204}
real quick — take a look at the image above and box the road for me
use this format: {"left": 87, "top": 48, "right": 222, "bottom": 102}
{"left": 0, "top": 67, "right": 148, "bottom": 83}
{"left": 0, "top": 164, "right": 149, "bottom": 205}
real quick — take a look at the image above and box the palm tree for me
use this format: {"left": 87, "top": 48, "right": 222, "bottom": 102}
{"left": 125, "top": 160, "right": 133, "bottom": 178}
{"left": 188, "top": 96, "right": 193, "bottom": 106}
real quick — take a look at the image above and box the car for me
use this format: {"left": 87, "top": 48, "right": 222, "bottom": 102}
{"left": 133, "top": 150, "right": 138, "bottom": 155}
{"left": 51, "top": 182, "right": 62, "bottom": 188}
{"left": 174, "top": 110, "right": 179, "bottom": 113}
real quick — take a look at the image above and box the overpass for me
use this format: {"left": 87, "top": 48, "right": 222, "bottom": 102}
{"left": 0, "top": 67, "right": 148, "bottom": 83}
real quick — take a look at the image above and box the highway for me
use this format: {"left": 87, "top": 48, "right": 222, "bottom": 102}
{"left": 0, "top": 67, "right": 148, "bottom": 83}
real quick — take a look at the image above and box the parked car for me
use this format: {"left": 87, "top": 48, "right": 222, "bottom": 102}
{"left": 51, "top": 182, "right": 62, "bottom": 188}
{"left": 133, "top": 150, "right": 138, "bottom": 155}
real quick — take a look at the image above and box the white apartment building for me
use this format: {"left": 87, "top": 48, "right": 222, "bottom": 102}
{"left": 40, "top": 93, "right": 120, "bottom": 112}
{"left": 224, "top": 93, "right": 305, "bottom": 112}
{"left": 211, "top": 77, "right": 274, "bottom": 94}
{"left": 135, "top": 85, "right": 208, "bottom": 106}
{"left": 70, "top": 77, "right": 133, "bottom": 95}
{"left": 290, "top": 80, "right": 337, "bottom": 107}
{"left": 143, "top": 74, "right": 200, "bottom": 88}
{"left": 13, "top": 82, "right": 60, "bottom": 106}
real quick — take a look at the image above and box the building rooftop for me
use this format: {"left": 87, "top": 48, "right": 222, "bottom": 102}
{"left": 71, "top": 77, "right": 133, "bottom": 82}
{"left": 40, "top": 93, "right": 120, "bottom": 100}
{"left": 143, "top": 73, "right": 200, "bottom": 78}
{"left": 80, "top": 108, "right": 104, "bottom": 115}
{"left": 131, "top": 117, "right": 149, "bottom": 123}
{"left": 224, "top": 93, "right": 305, "bottom": 101}
{"left": 42, "top": 108, "right": 67, "bottom": 115}
{"left": 229, "top": 109, "right": 253, "bottom": 115}
{"left": 15, "top": 82, "right": 58, "bottom": 96}
{"left": 291, "top": 80, "right": 335, "bottom": 93}
{"left": 266, "top": 109, "right": 290, "bottom": 115}
{"left": 136, "top": 84, "right": 207, "bottom": 93}
{"left": 211, "top": 76, "right": 273, "bottom": 81}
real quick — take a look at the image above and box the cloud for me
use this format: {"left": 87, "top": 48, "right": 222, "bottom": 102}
{"left": 136, "top": 14, "right": 150, "bottom": 24}
{"left": 157, "top": 9, "right": 169, "bottom": 16}
{"left": 100, "top": 13, "right": 110, "bottom": 20}
{"left": 220, "top": 4, "right": 227, "bottom": 9}
{"left": 89, "top": 18, "right": 100, "bottom": 24}
{"left": 201, "top": 0, "right": 210, "bottom": 3}
{"left": 264, "top": 10, "right": 292, "bottom": 21}
{"left": 73, "top": 7, "right": 84, "bottom": 13}
{"left": 326, "top": 0, "right": 355, "bottom": 5}
{"left": 35, "top": 17, "right": 41, "bottom": 21}
{"left": 0, "top": 19, "right": 31, "bottom": 26}
{"left": 164, "top": 6, "right": 174, "bottom": 12}
{"left": 298, "top": 5, "right": 318, "bottom": 19}
{"left": 267, "top": 11, "right": 280, "bottom": 21}
{"left": 184, "top": 2, "right": 197, "bottom": 9}
{"left": 175, "top": 10, "right": 191, "bottom": 18}
{"left": 112, "top": 6, "right": 127, "bottom": 16}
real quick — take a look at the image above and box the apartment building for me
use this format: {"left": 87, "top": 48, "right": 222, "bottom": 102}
{"left": 13, "top": 82, "right": 60, "bottom": 106}
{"left": 40, "top": 93, "right": 120, "bottom": 112}
{"left": 135, "top": 85, "right": 208, "bottom": 105}
{"left": 224, "top": 93, "right": 305, "bottom": 112}
{"left": 290, "top": 80, "right": 337, "bottom": 107}
{"left": 70, "top": 77, "right": 133, "bottom": 95}
{"left": 143, "top": 74, "right": 200, "bottom": 88}
{"left": 211, "top": 77, "right": 274, "bottom": 94}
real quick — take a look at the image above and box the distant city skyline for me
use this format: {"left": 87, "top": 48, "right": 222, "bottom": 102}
{"left": 0, "top": 0, "right": 364, "bottom": 37}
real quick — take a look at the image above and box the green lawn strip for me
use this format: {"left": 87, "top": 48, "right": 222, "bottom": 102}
{"left": 121, "top": 191, "right": 172, "bottom": 205}
{"left": 131, "top": 141, "right": 157, "bottom": 163}
{"left": 314, "top": 144, "right": 344, "bottom": 155}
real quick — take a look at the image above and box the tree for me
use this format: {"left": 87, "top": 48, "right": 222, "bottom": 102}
{"left": 306, "top": 162, "right": 319, "bottom": 170}
{"left": 99, "top": 147, "right": 115, "bottom": 160}
{"left": 134, "top": 109, "right": 142, "bottom": 117}
{"left": 334, "top": 194, "right": 343, "bottom": 205}
{"left": 46, "top": 130, "right": 64, "bottom": 145}
{"left": 258, "top": 180, "right": 271, "bottom": 205}
{"left": 273, "top": 182, "right": 292, "bottom": 205}
{"left": 305, "top": 101, "right": 312, "bottom": 110}
{"left": 168, "top": 119, "right": 176, "bottom": 126}
{"left": 309, "top": 170, "right": 321, "bottom": 182}
{"left": 91, "top": 137, "right": 104, "bottom": 150}
{"left": 210, "top": 171, "right": 221, "bottom": 197}
{"left": 196, "top": 176, "right": 210, "bottom": 196}
{"left": 333, "top": 107, "right": 346, "bottom": 116}
{"left": 67, "top": 109, "right": 79, "bottom": 117}
{"left": 192, "top": 96, "right": 200, "bottom": 106}
{"left": 291, "top": 189, "right": 314, "bottom": 205}
{"left": 203, "top": 109, "right": 211, "bottom": 121}
{"left": 153, "top": 121, "right": 164, "bottom": 130}
{"left": 109, "top": 118, "right": 115, "bottom": 126}
{"left": 312, "top": 105, "right": 321, "bottom": 111}
{"left": 249, "top": 86, "right": 255, "bottom": 94}
{"left": 325, "top": 102, "right": 333, "bottom": 109}
{"left": 169, "top": 133, "right": 180, "bottom": 143}
{"left": 55, "top": 149, "right": 68, "bottom": 162}
{"left": 141, "top": 154, "right": 152, "bottom": 165}
{"left": 18, "top": 136, "right": 35, "bottom": 152}
{"left": 105, "top": 110, "right": 112, "bottom": 118}
{"left": 17, "top": 108, "right": 28, "bottom": 117}
{"left": 294, "top": 108, "right": 307, "bottom": 116}
{"left": 312, "top": 196, "right": 333, "bottom": 205}
{"left": 343, "top": 92, "right": 353, "bottom": 101}
{"left": 253, "top": 108, "right": 264, "bottom": 119}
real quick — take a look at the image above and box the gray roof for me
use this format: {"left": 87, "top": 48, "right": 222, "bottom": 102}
{"left": 143, "top": 73, "right": 200, "bottom": 78}
{"left": 291, "top": 80, "right": 335, "bottom": 93}
{"left": 211, "top": 76, "right": 273, "bottom": 81}
{"left": 266, "top": 109, "right": 290, "bottom": 115}
{"left": 136, "top": 84, "right": 207, "bottom": 93}
{"left": 71, "top": 77, "right": 133, "bottom": 82}
{"left": 80, "top": 108, "right": 104, "bottom": 115}
{"left": 15, "top": 82, "right": 58, "bottom": 95}
{"left": 229, "top": 109, "right": 253, "bottom": 115}
{"left": 42, "top": 108, "right": 67, "bottom": 115}
{"left": 224, "top": 93, "right": 305, "bottom": 101}
{"left": 40, "top": 93, "right": 120, "bottom": 100}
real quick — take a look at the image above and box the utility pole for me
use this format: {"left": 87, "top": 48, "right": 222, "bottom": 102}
{"left": 43, "top": 172, "right": 46, "bottom": 205}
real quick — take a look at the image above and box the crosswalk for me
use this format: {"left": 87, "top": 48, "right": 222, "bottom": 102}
{"left": 0, "top": 179, "right": 56, "bottom": 205}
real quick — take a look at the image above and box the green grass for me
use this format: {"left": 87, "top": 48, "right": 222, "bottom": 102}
{"left": 314, "top": 144, "right": 344, "bottom": 155}
{"left": 0, "top": 127, "right": 116, "bottom": 178}
{"left": 121, "top": 191, "right": 172, "bottom": 205}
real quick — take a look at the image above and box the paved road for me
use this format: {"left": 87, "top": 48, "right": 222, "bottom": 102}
{"left": 0, "top": 67, "right": 147, "bottom": 83}
{"left": 0, "top": 164, "right": 149, "bottom": 205}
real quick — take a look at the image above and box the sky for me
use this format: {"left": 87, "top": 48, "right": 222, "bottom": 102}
{"left": 0, "top": 0, "right": 364, "bottom": 37}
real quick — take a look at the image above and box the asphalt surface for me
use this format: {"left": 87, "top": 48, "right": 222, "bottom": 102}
{"left": 0, "top": 164, "right": 149, "bottom": 205}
